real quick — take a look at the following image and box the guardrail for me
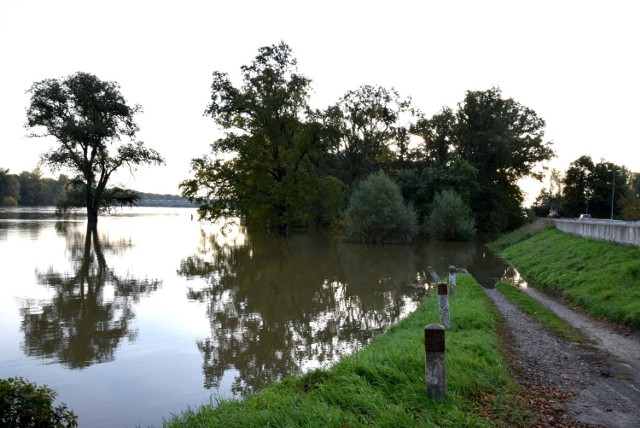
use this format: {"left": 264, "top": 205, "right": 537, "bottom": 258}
{"left": 553, "top": 219, "right": 640, "bottom": 247}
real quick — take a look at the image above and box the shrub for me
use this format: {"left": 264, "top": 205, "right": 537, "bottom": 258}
{"left": 1, "top": 196, "right": 18, "bottom": 206}
{"left": 0, "top": 377, "right": 77, "bottom": 428}
{"left": 342, "top": 171, "right": 417, "bottom": 243}
{"left": 426, "top": 189, "right": 476, "bottom": 241}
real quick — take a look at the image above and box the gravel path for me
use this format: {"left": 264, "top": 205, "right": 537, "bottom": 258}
{"left": 485, "top": 286, "right": 640, "bottom": 428}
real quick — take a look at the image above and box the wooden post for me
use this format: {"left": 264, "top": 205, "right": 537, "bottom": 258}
{"left": 448, "top": 265, "right": 457, "bottom": 296}
{"left": 424, "top": 323, "right": 446, "bottom": 399}
{"left": 438, "top": 282, "right": 450, "bottom": 329}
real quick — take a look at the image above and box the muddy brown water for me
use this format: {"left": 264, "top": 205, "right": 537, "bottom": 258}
{"left": 0, "top": 207, "right": 510, "bottom": 427}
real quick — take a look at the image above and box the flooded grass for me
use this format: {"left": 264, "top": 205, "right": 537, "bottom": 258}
{"left": 164, "top": 275, "right": 535, "bottom": 427}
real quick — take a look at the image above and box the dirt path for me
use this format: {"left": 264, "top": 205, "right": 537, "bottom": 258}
{"left": 485, "top": 286, "right": 640, "bottom": 428}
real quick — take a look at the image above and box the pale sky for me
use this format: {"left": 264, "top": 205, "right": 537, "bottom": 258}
{"left": 1, "top": 0, "right": 638, "bottom": 204}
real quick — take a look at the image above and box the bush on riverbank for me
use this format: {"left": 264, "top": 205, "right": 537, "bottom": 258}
{"left": 165, "top": 275, "right": 533, "bottom": 427}
{"left": 498, "top": 228, "right": 640, "bottom": 328}
{"left": 0, "top": 377, "right": 77, "bottom": 427}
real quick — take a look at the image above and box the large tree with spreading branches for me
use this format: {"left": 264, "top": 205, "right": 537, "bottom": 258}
{"left": 25, "top": 71, "right": 165, "bottom": 225}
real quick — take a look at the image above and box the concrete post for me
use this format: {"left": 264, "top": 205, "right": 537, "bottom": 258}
{"left": 424, "top": 323, "right": 446, "bottom": 399}
{"left": 448, "top": 265, "right": 457, "bottom": 296}
{"left": 427, "top": 266, "right": 441, "bottom": 283}
{"left": 438, "top": 282, "right": 450, "bottom": 329}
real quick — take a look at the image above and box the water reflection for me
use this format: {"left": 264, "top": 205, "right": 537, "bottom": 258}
{"left": 178, "top": 229, "right": 427, "bottom": 395}
{"left": 1, "top": 208, "right": 516, "bottom": 427}
{"left": 500, "top": 265, "right": 529, "bottom": 288}
{"left": 20, "top": 223, "right": 161, "bottom": 368}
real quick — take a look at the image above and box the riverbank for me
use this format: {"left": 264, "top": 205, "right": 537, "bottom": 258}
{"left": 163, "top": 221, "right": 640, "bottom": 427}
{"left": 164, "top": 275, "right": 539, "bottom": 427}
{"left": 489, "top": 222, "right": 640, "bottom": 427}
{"left": 493, "top": 225, "right": 640, "bottom": 328}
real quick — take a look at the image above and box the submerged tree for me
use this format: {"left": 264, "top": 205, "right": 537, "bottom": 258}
{"left": 319, "top": 85, "right": 417, "bottom": 185}
{"left": 25, "top": 72, "right": 165, "bottom": 224}
{"left": 426, "top": 189, "right": 476, "bottom": 241}
{"left": 342, "top": 171, "right": 417, "bottom": 244}
{"left": 181, "top": 42, "right": 338, "bottom": 233}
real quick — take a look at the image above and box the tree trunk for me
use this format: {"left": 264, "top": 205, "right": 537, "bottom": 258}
{"left": 87, "top": 206, "right": 98, "bottom": 225}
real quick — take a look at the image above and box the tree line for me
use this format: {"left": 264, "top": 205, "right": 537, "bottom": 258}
{"left": 532, "top": 156, "right": 640, "bottom": 220}
{"left": 0, "top": 168, "right": 190, "bottom": 208}
{"left": 0, "top": 168, "right": 67, "bottom": 206}
{"left": 12, "top": 41, "right": 637, "bottom": 238}
{"left": 179, "top": 42, "right": 555, "bottom": 237}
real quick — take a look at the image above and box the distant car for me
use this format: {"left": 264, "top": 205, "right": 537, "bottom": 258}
{"left": 579, "top": 214, "right": 592, "bottom": 221}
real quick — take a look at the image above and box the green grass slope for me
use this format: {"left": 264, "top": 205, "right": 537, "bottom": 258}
{"left": 499, "top": 228, "right": 640, "bottom": 328}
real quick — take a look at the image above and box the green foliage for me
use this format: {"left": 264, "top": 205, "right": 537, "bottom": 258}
{"left": 426, "top": 87, "right": 553, "bottom": 233}
{"left": 180, "top": 43, "right": 554, "bottom": 234}
{"left": 530, "top": 169, "right": 563, "bottom": 217}
{"left": 561, "top": 155, "right": 628, "bottom": 219}
{"left": 425, "top": 189, "right": 476, "bottom": 241}
{"left": 319, "top": 85, "right": 418, "bottom": 185}
{"left": 620, "top": 172, "right": 640, "bottom": 220}
{"left": 0, "top": 168, "right": 72, "bottom": 206}
{"left": 56, "top": 180, "right": 140, "bottom": 216}
{"left": 487, "top": 218, "right": 555, "bottom": 253}
{"left": 621, "top": 192, "right": 640, "bottom": 221}
{"left": 181, "top": 42, "right": 338, "bottom": 233}
{"left": 25, "top": 71, "right": 164, "bottom": 223}
{"left": 412, "top": 106, "right": 456, "bottom": 166}
{"left": 0, "top": 168, "right": 20, "bottom": 204}
{"left": 342, "top": 171, "right": 417, "bottom": 243}
{"left": 500, "top": 228, "right": 640, "bottom": 327}
{"left": 1, "top": 196, "right": 18, "bottom": 206}
{"left": 0, "top": 377, "right": 77, "bottom": 428}
{"left": 410, "top": 88, "right": 554, "bottom": 233}
{"left": 165, "top": 276, "right": 532, "bottom": 427}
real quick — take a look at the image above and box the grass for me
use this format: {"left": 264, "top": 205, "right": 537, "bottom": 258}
{"left": 487, "top": 218, "right": 555, "bottom": 253}
{"left": 495, "top": 281, "right": 590, "bottom": 344}
{"left": 498, "top": 228, "right": 640, "bottom": 328}
{"left": 163, "top": 275, "right": 534, "bottom": 427}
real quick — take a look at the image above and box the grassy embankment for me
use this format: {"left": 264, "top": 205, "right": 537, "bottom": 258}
{"left": 490, "top": 219, "right": 640, "bottom": 329}
{"left": 164, "top": 275, "right": 532, "bottom": 427}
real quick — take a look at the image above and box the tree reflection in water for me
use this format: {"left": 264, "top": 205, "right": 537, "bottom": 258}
{"left": 20, "top": 223, "right": 161, "bottom": 368}
{"left": 178, "top": 227, "right": 427, "bottom": 396}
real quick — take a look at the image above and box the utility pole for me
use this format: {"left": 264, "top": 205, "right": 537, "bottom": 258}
{"left": 608, "top": 169, "right": 617, "bottom": 221}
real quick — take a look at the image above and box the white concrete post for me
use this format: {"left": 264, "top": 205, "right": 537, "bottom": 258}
{"left": 448, "top": 265, "right": 457, "bottom": 296}
{"left": 438, "top": 282, "right": 450, "bottom": 329}
{"left": 425, "top": 323, "right": 446, "bottom": 399}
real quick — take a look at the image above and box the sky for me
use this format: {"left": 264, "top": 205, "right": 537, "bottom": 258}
{"left": 1, "top": 0, "right": 638, "bottom": 204}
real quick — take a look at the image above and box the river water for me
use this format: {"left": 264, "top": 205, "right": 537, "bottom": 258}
{"left": 0, "top": 207, "right": 510, "bottom": 427}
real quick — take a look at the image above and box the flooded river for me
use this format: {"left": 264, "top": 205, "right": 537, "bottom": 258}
{"left": 0, "top": 207, "right": 510, "bottom": 427}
